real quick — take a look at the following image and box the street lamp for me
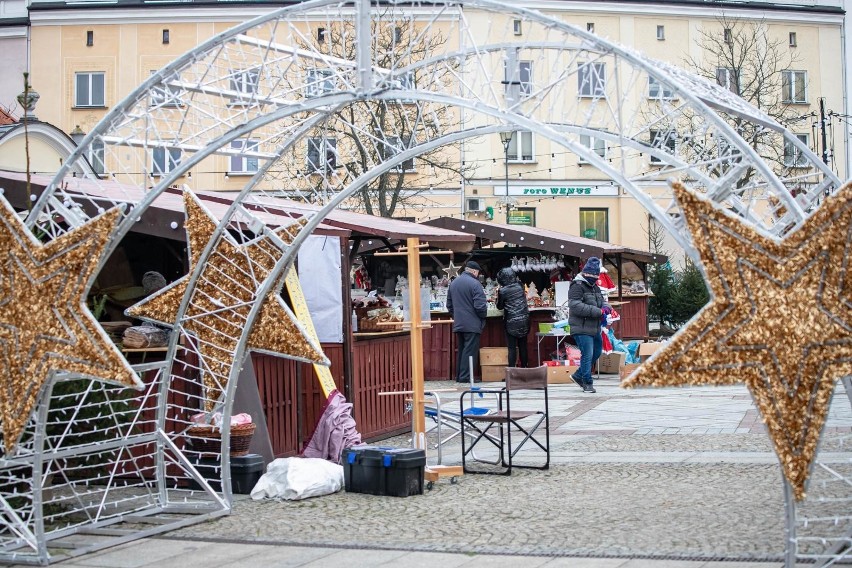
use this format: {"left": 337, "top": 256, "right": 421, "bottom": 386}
{"left": 499, "top": 130, "right": 514, "bottom": 222}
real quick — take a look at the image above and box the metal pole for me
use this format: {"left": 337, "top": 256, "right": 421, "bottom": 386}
{"left": 504, "top": 140, "right": 510, "bottom": 222}
{"left": 819, "top": 97, "right": 829, "bottom": 165}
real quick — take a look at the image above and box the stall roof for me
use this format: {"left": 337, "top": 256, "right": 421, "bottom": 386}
{"left": 423, "top": 217, "right": 666, "bottom": 265}
{"left": 210, "top": 192, "right": 475, "bottom": 251}
{"left": 0, "top": 171, "right": 349, "bottom": 240}
{"left": 0, "top": 172, "right": 475, "bottom": 251}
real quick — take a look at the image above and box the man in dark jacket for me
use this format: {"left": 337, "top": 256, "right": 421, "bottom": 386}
{"left": 447, "top": 261, "right": 487, "bottom": 383}
{"left": 496, "top": 267, "right": 530, "bottom": 367}
{"left": 568, "top": 257, "right": 610, "bottom": 393}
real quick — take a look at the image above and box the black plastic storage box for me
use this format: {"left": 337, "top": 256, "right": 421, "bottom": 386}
{"left": 344, "top": 446, "right": 426, "bottom": 497}
{"left": 188, "top": 454, "right": 264, "bottom": 495}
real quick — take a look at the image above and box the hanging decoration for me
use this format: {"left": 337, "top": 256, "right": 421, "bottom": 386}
{"left": 623, "top": 181, "right": 852, "bottom": 500}
{"left": 0, "top": 199, "right": 142, "bottom": 453}
{"left": 127, "top": 190, "right": 328, "bottom": 409}
{"left": 442, "top": 260, "right": 460, "bottom": 279}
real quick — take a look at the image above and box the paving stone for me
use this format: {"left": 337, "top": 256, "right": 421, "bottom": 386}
{"left": 45, "top": 380, "right": 851, "bottom": 567}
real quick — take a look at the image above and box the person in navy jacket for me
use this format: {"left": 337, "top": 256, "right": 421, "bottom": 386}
{"left": 447, "top": 261, "right": 487, "bottom": 383}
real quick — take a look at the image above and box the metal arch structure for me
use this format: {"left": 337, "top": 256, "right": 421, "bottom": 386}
{"left": 0, "top": 0, "right": 848, "bottom": 564}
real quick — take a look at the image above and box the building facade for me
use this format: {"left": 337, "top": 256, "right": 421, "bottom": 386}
{"left": 3, "top": 0, "right": 848, "bottom": 262}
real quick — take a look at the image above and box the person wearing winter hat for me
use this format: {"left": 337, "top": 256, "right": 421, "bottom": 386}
{"left": 496, "top": 267, "right": 530, "bottom": 368}
{"left": 567, "top": 257, "right": 611, "bottom": 393}
{"left": 447, "top": 260, "right": 488, "bottom": 383}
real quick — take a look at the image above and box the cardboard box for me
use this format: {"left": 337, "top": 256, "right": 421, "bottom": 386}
{"left": 479, "top": 347, "right": 508, "bottom": 366}
{"left": 546, "top": 365, "right": 579, "bottom": 384}
{"left": 620, "top": 363, "right": 641, "bottom": 381}
{"left": 597, "top": 352, "right": 626, "bottom": 374}
{"left": 481, "top": 365, "right": 506, "bottom": 382}
{"left": 638, "top": 342, "right": 665, "bottom": 361}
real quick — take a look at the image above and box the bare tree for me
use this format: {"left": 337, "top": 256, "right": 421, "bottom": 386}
{"left": 269, "top": 12, "right": 473, "bottom": 217}
{"left": 682, "top": 15, "right": 808, "bottom": 187}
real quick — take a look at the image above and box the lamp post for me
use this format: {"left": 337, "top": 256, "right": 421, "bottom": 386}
{"left": 499, "top": 130, "right": 514, "bottom": 222}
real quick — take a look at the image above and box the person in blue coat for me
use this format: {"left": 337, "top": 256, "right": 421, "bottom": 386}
{"left": 447, "top": 261, "right": 487, "bottom": 383}
{"left": 568, "top": 257, "right": 611, "bottom": 393}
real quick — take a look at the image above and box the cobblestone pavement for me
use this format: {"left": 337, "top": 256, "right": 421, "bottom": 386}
{"left": 161, "top": 376, "right": 851, "bottom": 564}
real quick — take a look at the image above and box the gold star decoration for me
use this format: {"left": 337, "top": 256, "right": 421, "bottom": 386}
{"left": 127, "top": 190, "right": 328, "bottom": 410}
{"left": 442, "top": 261, "right": 460, "bottom": 279}
{"left": 0, "top": 199, "right": 141, "bottom": 454}
{"left": 623, "top": 181, "right": 852, "bottom": 500}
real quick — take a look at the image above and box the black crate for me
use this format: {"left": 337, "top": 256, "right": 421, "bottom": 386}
{"left": 343, "top": 446, "right": 425, "bottom": 497}
{"left": 188, "top": 453, "right": 264, "bottom": 495}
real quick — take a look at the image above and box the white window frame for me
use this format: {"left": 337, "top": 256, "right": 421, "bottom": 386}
{"left": 783, "top": 133, "right": 809, "bottom": 168}
{"left": 649, "top": 129, "right": 677, "bottom": 164}
{"left": 782, "top": 70, "right": 808, "bottom": 104}
{"left": 716, "top": 67, "right": 740, "bottom": 96}
{"left": 152, "top": 147, "right": 181, "bottom": 176}
{"left": 513, "top": 19, "right": 522, "bottom": 35}
{"left": 74, "top": 71, "right": 106, "bottom": 108}
{"left": 506, "top": 130, "right": 534, "bottom": 162}
{"left": 578, "top": 134, "right": 606, "bottom": 164}
{"left": 788, "top": 32, "right": 797, "bottom": 47}
{"left": 306, "top": 137, "right": 337, "bottom": 173}
{"left": 578, "top": 62, "right": 605, "bottom": 98}
{"left": 586, "top": 22, "right": 595, "bottom": 33}
{"left": 504, "top": 60, "right": 532, "bottom": 97}
{"left": 656, "top": 25, "right": 665, "bottom": 41}
{"left": 87, "top": 140, "right": 105, "bottom": 176}
{"left": 230, "top": 69, "right": 259, "bottom": 96}
{"left": 229, "top": 139, "right": 259, "bottom": 174}
{"left": 305, "top": 68, "right": 335, "bottom": 98}
{"left": 383, "top": 135, "right": 416, "bottom": 172}
{"left": 648, "top": 75, "right": 675, "bottom": 100}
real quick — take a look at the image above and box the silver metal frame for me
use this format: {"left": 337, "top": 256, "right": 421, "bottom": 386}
{"left": 2, "top": 0, "right": 848, "bottom": 564}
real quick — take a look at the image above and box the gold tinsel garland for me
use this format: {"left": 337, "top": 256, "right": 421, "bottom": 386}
{"left": 127, "top": 190, "right": 327, "bottom": 410}
{"left": 0, "top": 199, "right": 141, "bottom": 453}
{"left": 623, "top": 181, "right": 852, "bottom": 500}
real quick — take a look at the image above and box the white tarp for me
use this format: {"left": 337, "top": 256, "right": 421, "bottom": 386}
{"left": 297, "top": 235, "right": 343, "bottom": 343}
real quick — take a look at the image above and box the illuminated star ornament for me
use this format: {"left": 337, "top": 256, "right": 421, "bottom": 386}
{"left": 624, "top": 181, "right": 852, "bottom": 500}
{"left": 128, "top": 190, "right": 328, "bottom": 410}
{"left": 442, "top": 260, "right": 460, "bottom": 279}
{"left": 0, "top": 199, "right": 141, "bottom": 454}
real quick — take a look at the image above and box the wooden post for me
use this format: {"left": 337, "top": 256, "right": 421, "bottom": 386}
{"left": 376, "top": 243, "right": 460, "bottom": 483}
{"left": 406, "top": 237, "right": 427, "bottom": 449}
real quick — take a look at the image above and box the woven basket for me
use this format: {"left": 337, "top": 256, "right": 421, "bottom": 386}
{"left": 187, "top": 422, "right": 256, "bottom": 457}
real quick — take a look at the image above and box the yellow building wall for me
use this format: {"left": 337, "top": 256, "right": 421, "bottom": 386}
{"left": 25, "top": 6, "right": 846, "bottom": 262}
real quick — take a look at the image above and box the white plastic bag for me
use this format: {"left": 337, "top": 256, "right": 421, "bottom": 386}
{"left": 250, "top": 457, "right": 343, "bottom": 501}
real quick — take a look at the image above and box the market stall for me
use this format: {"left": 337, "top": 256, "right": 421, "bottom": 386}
{"left": 0, "top": 171, "right": 474, "bottom": 452}
{"left": 422, "top": 217, "right": 667, "bottom": 377}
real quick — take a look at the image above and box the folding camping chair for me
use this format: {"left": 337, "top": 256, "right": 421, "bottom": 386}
{"left": 459, "top": 365, "right": 550, "bottom": 475}
{"left": 423, "top": 389, "right": 500, "bottom": 465}
{"left": 421, "top": 356, "right": 500, "bottom": 465}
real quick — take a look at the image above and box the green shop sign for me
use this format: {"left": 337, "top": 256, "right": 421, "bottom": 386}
{"left": 507, "top": 210, "right": 535, "bottom": 226}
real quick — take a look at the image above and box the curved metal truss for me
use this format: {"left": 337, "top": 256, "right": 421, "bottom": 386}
{"left": 0, "top": 0, "right": 847, "bottom": 564}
